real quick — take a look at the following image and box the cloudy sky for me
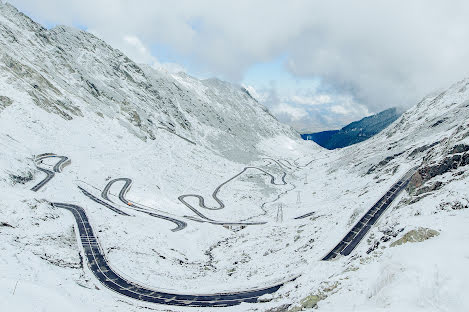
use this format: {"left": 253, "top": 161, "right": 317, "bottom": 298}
{"left": 8, "top": 0, "right": 469, "bottom": 132}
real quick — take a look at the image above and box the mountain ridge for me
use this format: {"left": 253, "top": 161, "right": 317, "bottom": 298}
{"left": 302, "top": 107, "right": 402, "bottom": 149}
{"left": 1, "top": 3, "right": 469, "bottom": 312}
{"left": 0, "top": 2, "right": 298, "bottom": 161}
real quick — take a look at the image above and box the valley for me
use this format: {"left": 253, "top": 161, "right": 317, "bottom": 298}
{"left": 1, "top": 3, "right": 469, "bottom": 312}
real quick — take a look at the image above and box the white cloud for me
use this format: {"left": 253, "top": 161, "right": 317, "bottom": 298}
{"left": 122, "top": 35, "right": 156, "bottom": 64}
{"left": 284, "top": 1, "right": 469, "bottom": 111}
{"left": 242, "top": 85, "right": 263, "bottom": 102}
{"left": 253, "top": 82, "right": 371, "bottom": 131}
{"left": 330, "top": 105, "right": 348, "bottom": 115}
{"left": 120, "top": 35, "right": 186, "bottom": 74}
{"left": 152, "top": 62, "right": 186, "bottom": 74}
{"left": 9, "top": 0, "right": 469, "bottom": 113}
{"left": 329, "top": 96, "right": 369, "bottom": 116}
{"left": 289, "top": 95, "right": 331, "bottom": 106}
{"left": 271, "top": 103, "right": 308, "bottom": 121}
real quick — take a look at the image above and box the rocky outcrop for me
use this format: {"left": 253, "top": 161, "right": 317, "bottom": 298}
{"left": 414, "top": 181, "right": 443, "bottom": 196}
{"left": 407, "top": 144, "right": 469, "bottom": 193}
{"left": 9, "top": 171, "right": 33, "bottom": 184}
{"left": 419, "top": 153, "right": 468, "bottom": 181}
{"left": 0, "top": 53, "right": 82, "bottom": 119}
{"left": 0, "top": 2, "right": 298, "bottom": 159}
{"left": 408, "top": 141, "right": 440, "bottom": 157}
{"left": 288, "top": 282, "right": 339, "bottom": 311}
{"left": 367, "top": 151, "right": 404, "bottom": 174}
{"left": 264, "top": 304, "right": 291, "bottom": 312}
{"left": 0, "top": 221, "right": 14, "bottom": 228}
{"left": 449, "top": 144, "right": 469, "bottom": 154}
{"left": 390, "top": 227, "right": 439, "bottom": 247}
{"left": 439, "top": 201, "right": 469, "bottom": 211}
{"left": 0, "top": 95, "right": 12, "bottom": 112}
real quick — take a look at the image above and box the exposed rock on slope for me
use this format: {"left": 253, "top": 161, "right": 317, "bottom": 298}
{"left": 0, "top": 2, "right": 297, "bottom": 159}
{"left": 2, "top": 2, "right": 469, "bottom": 312}
{"left": 390, "top": 227, "right": 439, "bottom": 247}
{"left": 336, "top": 77, "right": 469, "bottom": 179}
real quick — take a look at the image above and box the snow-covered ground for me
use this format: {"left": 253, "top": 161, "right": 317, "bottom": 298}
{"left": 1, "top": 3, "right": 469, "bottom": 312}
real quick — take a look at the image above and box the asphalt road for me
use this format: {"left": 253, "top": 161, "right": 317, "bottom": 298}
{"left": 30, "top": 167, "right": 55, "bottom": 192}
{"left": 101, "top": 178, "right": 187, "bottom": 231}
{"left": 52, "top": 156, "right": 71, "bottom": 173}
{"left": 263, "top": 158, "right": 294, "bottom": 170}
{"left": 178, "top": 166, "right": 286, "bottom": 225}
{"left": 322, "top": 167, "right": 418, "bottom": 260}
{"left": 53, "top": 202, "right": 286, "bottom": 307}
{"left": 294, "top": 211, "right": 316, "bottom": 220}
{"left": 78, "top": 186, "right": 130, "bottom": 216}
{"left": 32, "top": 153, "right": 417, "bottom": 306}
{"left": 30, "top": 154, "right": 70, "bottom": 192}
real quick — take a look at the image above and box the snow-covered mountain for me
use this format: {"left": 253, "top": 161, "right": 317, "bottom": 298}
{"left": 1, "top": 3, "right": 469, "bottom": 312}
{"left": 302, "top": 107, "right": 402, "bottom": 149}
{"left": 0, "top": 2, "right": 297, "bottom": 161}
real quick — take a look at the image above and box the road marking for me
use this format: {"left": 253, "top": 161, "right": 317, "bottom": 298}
{"left": 53, "top": 203, "right": 287, "bottom": 307}
{"left": 322, "top": 167, "right": 418, "bottom": 260}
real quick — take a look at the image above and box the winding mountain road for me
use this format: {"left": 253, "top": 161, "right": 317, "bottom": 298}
{"left": 53, "top": 202, "right": 287, "bottom": 307}
{"left": 322, "top": 167, "right": 418, "bottom": 260}
{"left": 101, "top": 178, "right": 187, "bottom": 231}
{"left": 27, "top": 152, "right": 422, "bottom": 307}
{"left": 263, "top": 158, "right": 294, "bottom": 170}
{"left": 30, "top": 154, "right": 70, "bottom": 192}
{"left": 178, "top": 166, "right": 286, "bottom": 225}
{"left": 78, "top": 186, "right": 130, "bottom": 216}
{"left": 52, "top": 156, "right": 71, "bottom": 173}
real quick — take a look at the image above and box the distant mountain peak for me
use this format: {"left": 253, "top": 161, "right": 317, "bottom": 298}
{"left": 302, "top": 107, "right": 402, "bottom": 149}
{"left": 0, "top": 2, "right": 298, "bottom": 161}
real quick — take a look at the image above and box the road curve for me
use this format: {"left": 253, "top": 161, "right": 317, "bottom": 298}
{"left": 322, "top": 167, "right": 418, "bottom": 260}
{"left": 52, "top": 156, "right": 71, "bottom": 173}
{"left": 30, "top": 167, "right": 55, "bottom": 192}
{"left": 102, "top": 178, "right": 187, "bottom": 232}
{"left": 178, "top": 197, "right": 267, "bottom": 226}
{"left": 278, "top": 159, "right": 297, "bottom": 169}
{"left": 78, "top": 186, "right": 130, "bottom": 216}
{"left": 263, "top": 158, "right": 293, "bottom": 170}
{"left": 30, "top": 154, "right": 70, "bottom": 192}
{"left": 178, "top": 166, "right": 286, "bottom": 225}
{"left": 53, "top": 202, "right": 286, "bottom": 307}
{"left": 179, "top": 166, "right": 286, "bottom": 211}
{"left": 293, "top": 158, "right": 315, "bottom": 168}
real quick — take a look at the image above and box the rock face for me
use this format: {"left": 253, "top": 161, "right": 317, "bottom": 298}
{"left": 0, "top": 2, "right": 298, "bottom": 160}
{"left": 406, "top": 144, "right": 469, "bottom": 193}
{"left": 332, "top": 76, "right": 469, "bottom": 186}
{"left": 419, "top": 153, "right": 469, "bottom": 181}
{"left": 390, "top": 227, "right": 439, "bottom": 247}
{"left": 0, "top": 95, "right": 12, "bottom": 112}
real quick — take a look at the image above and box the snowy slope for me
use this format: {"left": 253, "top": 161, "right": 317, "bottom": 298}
{"left": 1, "top": 2, "right": 469, "bottom": 312}
{"left": 0, "top": 2, "right": 297, "bottom": 161}
{"left": 281, "top": 78, "right": 469, "bottom": 311}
